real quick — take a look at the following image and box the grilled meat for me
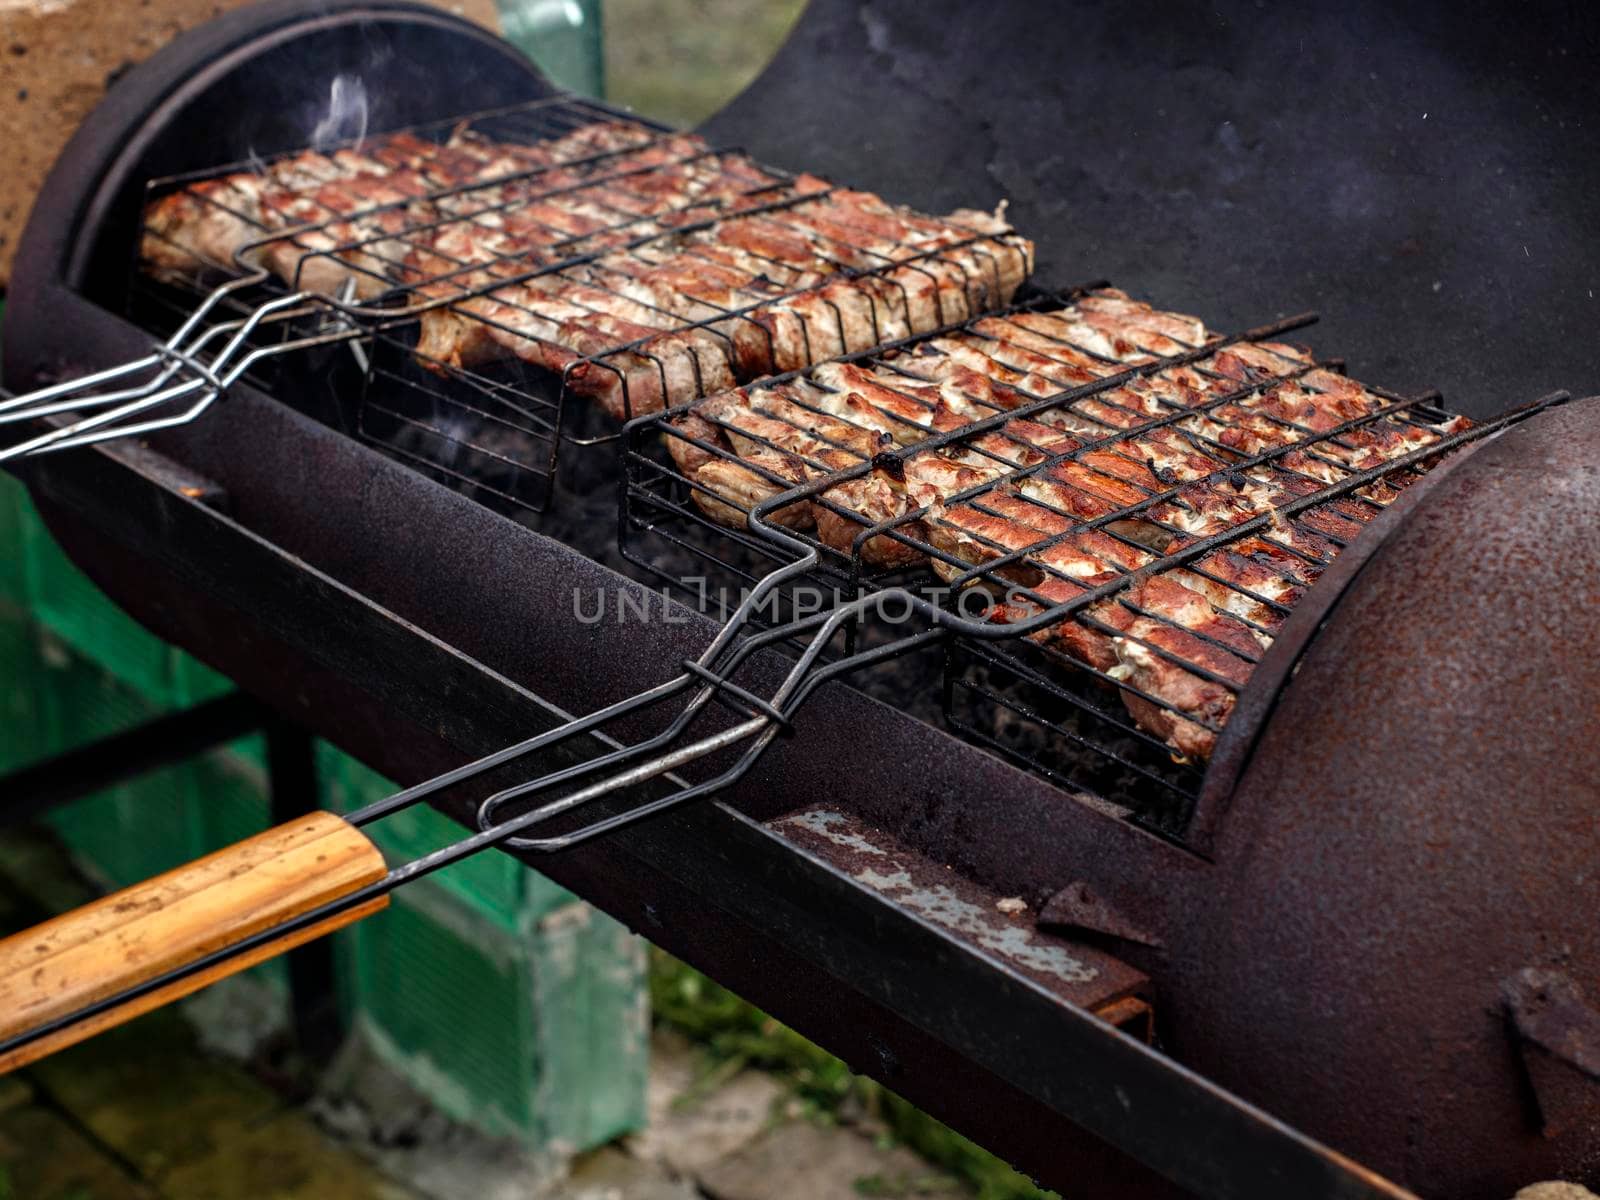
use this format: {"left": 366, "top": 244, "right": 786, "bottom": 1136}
{"left": 141, "top": 120, "right": 659, "bottom": 288}
{"left": 144, "top": 118, "right": 1033, "bottom": 421}
{"left": 667, "top": 286, "right": 1473, "bottom": 761}
{"left": 420, "top": 186, "right": 1031, "bottom": 419}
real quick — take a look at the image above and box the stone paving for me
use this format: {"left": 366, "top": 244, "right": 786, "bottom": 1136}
{"left": 0, "top": 1013, "right": 971, "bottom": 1200}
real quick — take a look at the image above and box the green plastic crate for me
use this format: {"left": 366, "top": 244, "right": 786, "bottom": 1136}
{"left": 0, "top": 473, "right": 27, "bottom": 609}
{"left": 0, "top": 605, "right": 47, "bottom": 774}
{"left": 192, "top": 734, "right": 272, "bottom": 847}
{"left": 322, "top": 749, "right": 647, "bottom": 1149}
{"left": 18, "top": 500, "right": 189, "bottom": 708}
{"left": 336, "top": 876, "right": 647, "bottom": 1150}
{"left": 31, "top": 631, "right": 210, "bottom": 887}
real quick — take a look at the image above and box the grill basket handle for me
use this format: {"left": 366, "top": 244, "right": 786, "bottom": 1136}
{"left": 0, "top": 811, "right": 386, "bottom": 1073}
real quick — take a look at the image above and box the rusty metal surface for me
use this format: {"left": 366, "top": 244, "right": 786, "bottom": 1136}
{"left": 1193, "top": 430, "right": 1506, "bottom": 851}
{"left": 776, "top": 808, "right": 1150, "bottom": 1011}
{"left": 1170, "top": 396, "right": 1600, "bottom": 1197}
{"left": 1505, "top": 970, "right": 1600, "bottom": 1142}
{"left": 1038, "top": 881, "right": 1164, "bottom": 950}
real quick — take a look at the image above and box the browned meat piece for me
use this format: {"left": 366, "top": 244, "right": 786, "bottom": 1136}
{"left": 668, "top": 381, "right": 880, "bottom": 531}
{"left": 1101, "top": 575, "right": 1260, "bottom": 761}
{"left": 665, "top": 407, "right": 813, "bottom": 531}
{"left": 671, "top": 289, "right": 1238, "bottom": 566}
{"left": 141, "top": 120, "right": 656, "bottom": 288}
{"left": 663, "top": 287, "right": 1474, "bottom": 761}
{"left": 413, "top": 183, "right": 1030, "bottom": 415}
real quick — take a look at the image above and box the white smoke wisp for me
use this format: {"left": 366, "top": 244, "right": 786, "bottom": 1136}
{"left": 309, "top": 74, "right": 371, "bottom": 152}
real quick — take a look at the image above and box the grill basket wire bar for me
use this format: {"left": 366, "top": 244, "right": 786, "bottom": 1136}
{"left": 354, "top": 333, "right": 565, "bottom": 513}
{"left": 941, "top": 637, "right": 1203, "bottom": 803}
{"left": 623, "top": 290, "right": 1569, "bottom": 828}
{"left": 9, "top": 93, "right": 1028, "bottom": 507}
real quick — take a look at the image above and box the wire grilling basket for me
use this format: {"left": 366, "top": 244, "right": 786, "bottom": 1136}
{"left": 2, "top": 92, "right": 1031, "bottom": 517}
{"left": 0, "top": 86, "right": 1565, "bottom": 1080}
{"left": 621, "top": 287, "right": 1565, "bottom": 832}
{"left": 0, "top": 268, "right": 1562, "bottom": 1067}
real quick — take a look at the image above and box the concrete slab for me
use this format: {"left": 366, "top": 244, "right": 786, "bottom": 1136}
{"left": 0, "top": 1103, "right": 154, "bottom": 1199}
{"left": 624, "top": 1033, "right": 782, "bottom": 1176}
{"left": 159, "top": 1110, "right": 419, "bottom": 1200}
{"left": 560, "top": 1145, "right": 700, "bottom": 1200}
{"left": 25, "top": 1008, "right": 286, "bottom": 1182}
{"left": 697, "top": 1121, "right": 970, "bottom": 1200}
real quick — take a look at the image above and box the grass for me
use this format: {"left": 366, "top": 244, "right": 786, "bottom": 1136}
{"left": 601, "top": 0, "right": 809, "bottom": 127}
{"left": 648, "top": 947, "right": 1060, "bottom": 1200}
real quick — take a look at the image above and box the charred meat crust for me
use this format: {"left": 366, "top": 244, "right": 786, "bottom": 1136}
{"left": 141, "top": 119, "right": 1033, "bottom": 421}
{"left": 667, "top": 288, "right": 1470, "bottom": 761}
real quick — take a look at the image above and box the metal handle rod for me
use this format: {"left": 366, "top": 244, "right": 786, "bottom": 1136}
{"left": 0, "top": 271, "right": 391, "bottom": 463}
{"left": 0, "top": 296, "right": 360, "bottom": 463}
{"left": 27, "top": 337, "right": 319, "bottom": 456}
{"left": 0, "top": 567, "right": 890, "bottom": 1062}
{"left": 0, "top": 287, "right": 333, "bottom": 430}
{"left": 0, "top": 546, "right": 952, "bottom": 1063}
{"left": 353, "top": 554, "right": 824, "bottom": 829}
{"left": 0, "top": 290, "right": 314, "bottom": 434}
{"left": 0, "top": 273, "right": 270, "bottom": 420}
{"left": 474, "top": 567, "right": 834, "bottom": 831}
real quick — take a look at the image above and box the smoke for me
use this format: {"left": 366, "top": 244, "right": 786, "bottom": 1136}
{"left": 309, "top": 74, "right": 371, "bottom": 152}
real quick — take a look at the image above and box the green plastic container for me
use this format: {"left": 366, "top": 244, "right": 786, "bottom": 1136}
{"left": 336, "top": 877, "right": 646, "bottom": 1147}
{"left": 322, "top": 746, "right": 650, "bottom": 1149}
{"left": 500, "top": 0, "right": 605, "bottom": 98}
{"left": 16, "top": 501, "right": 210, "bottom": 709}
{"left": 33, "top": 632, "right": 209, "bottom": 885}
{"left": 0, "top": 473, "right": 27, "bottom": 610}
{"left": 0, "top": 603, "right": 47, "bottom": 775}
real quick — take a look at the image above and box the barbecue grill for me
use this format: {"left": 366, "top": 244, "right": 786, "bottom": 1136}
{"left": 4, "top": 2, "right": 1600, "bottom": 1198}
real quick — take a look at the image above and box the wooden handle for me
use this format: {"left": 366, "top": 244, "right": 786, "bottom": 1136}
{"left": 0, "top": 811, "right": 387, "bottom": 1073}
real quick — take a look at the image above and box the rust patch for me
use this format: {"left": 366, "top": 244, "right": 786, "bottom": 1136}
{"left": 775, "top": 808, "right": 1149, "bottom": 1010}
{"left": 1039, "top": 881, "right": 1163, "bottom": 949}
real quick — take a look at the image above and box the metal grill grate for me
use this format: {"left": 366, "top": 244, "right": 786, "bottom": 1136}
{"left": 128, "top": 94, "right": 1030, "bottom": 512}
{"left": 622, "top": 285, "right": 1563, "bottom": 835}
